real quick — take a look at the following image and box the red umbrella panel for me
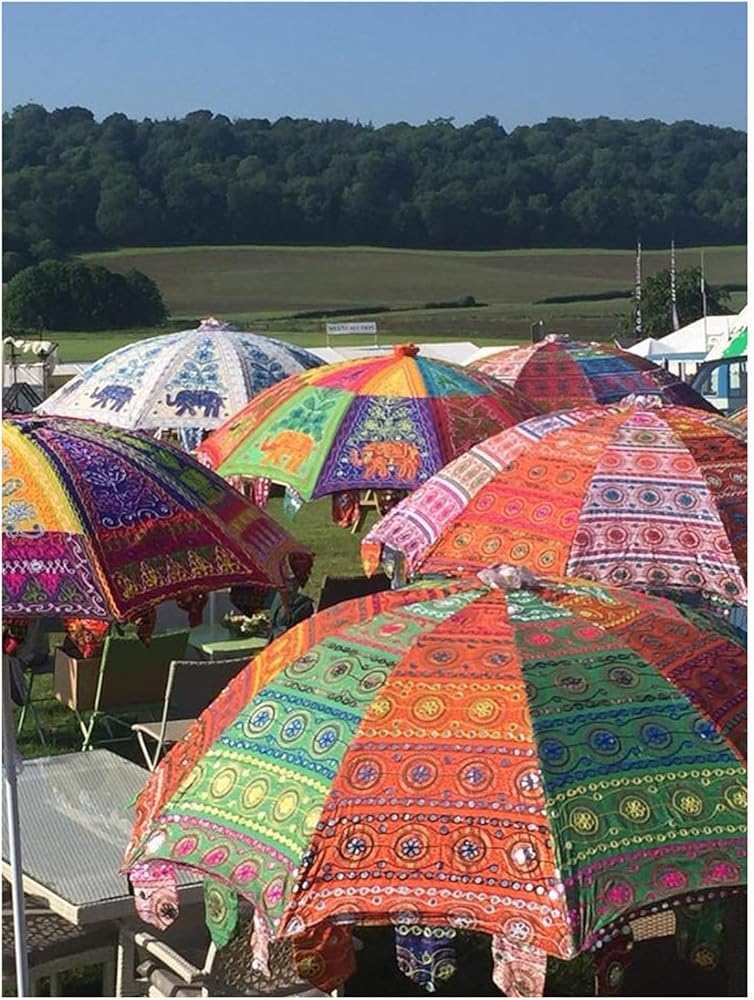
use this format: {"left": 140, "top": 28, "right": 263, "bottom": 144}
{"left": 469, "top": 334, "right": 717, "bottom": 413}
{"left": 729, "top": 405, "right": 747, "bottom": 428}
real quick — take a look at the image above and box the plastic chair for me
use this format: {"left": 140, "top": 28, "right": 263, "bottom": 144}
{"left": 132, "top": 657, "right": 250, "bottom": 770}
{"left": 155, "top": 591, "right": 234, "bottom": 631}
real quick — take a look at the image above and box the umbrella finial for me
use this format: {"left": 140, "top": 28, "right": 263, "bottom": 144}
{"left": 198, "top": 317, "right": 236, "bottom": 332}
{"left": 477, "top": 564, "right": 539, "bottom": 590}
{"left": 622, "top": 392, "right": 666, "bottom": 408}
{"left": 393, "top": 343, "right": 420, "bottom": 358}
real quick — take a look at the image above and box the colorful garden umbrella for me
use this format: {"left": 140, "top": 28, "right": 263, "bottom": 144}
{"left": 362, "top": 399, "right": 747, "bottom": 607}
{"left": 468, "top": 333, "right": 716, "bottom": 412}
{"left": 36, "top": 317, "right": 323, "bottom": 444}
{"left": 122, "top": 570, "right": 746, "bottom": 996}
{"left": 197, "top": 344, "right": 539, "bottom": 505}
{"left": 3, "top": 415, "right": 313, "bottom": 623}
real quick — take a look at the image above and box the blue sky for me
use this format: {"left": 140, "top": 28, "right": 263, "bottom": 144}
{"left": 2, "top": 2, "right": 747, "bottom": 130}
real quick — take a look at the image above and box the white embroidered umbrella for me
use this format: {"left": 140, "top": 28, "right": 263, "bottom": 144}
{"left": 37, "top": 318, "right": 322, "bottom": 445}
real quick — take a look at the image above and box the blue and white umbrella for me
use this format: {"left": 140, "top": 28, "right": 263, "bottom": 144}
{"left": 38, "top": 318, "right": 323, "bottom": 446}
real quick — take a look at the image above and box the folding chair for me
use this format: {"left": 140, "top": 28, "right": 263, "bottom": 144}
{"left": 316, "top": 572, "right": 391, "bottom": 612}
{"left": 13, "top": 655, "right": 55, "bottom": 741}
{"left": 8, "top": 618, "right": 55, "bottom": 742}
{"left": 7, "top": 655, "right": 48, "bottom": 748}
{"left": 133, "top": 904, "right": 333, "bottom": 996}
{"left": 53, "top": 629, "right": 190, "bottom": 752}
{"left": 132, "top": 656, "right": 250, "bottom": 770}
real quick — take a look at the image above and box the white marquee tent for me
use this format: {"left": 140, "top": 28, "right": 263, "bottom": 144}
{"left": 626, "top": 309, "right": 747, "bottom": 379}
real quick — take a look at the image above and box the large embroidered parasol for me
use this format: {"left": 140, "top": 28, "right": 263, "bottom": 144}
{"left": 36, "top": 318, "right": 323, "bottom": 445}
{"left": 197, "top": 344, "right": 539, "bottom": 504}
{"left": 121, "top": 571, "right": 746, "bottom": 995}
{"left": 468, "top": 333, "right": 716, "bottom": 412}
{"left": 2, "top": 415, "right": 313, "bottom": 623}
{"left": 362, "top": 399, "right": 747, "bottom": 607}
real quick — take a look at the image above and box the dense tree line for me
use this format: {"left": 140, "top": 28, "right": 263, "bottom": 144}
{"left": 3, "top": 104, "right": 746, "bottom": 279}
{"left": 3, "top": 260, "right": 167, "bottom": 330}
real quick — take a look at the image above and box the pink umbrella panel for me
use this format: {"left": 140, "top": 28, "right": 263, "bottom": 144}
{"left": 362, "top": 399, "right": 747, "bottom": 608}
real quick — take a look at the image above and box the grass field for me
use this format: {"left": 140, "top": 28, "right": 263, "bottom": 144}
{"left": 52, "top": 242, "right": 746, "bottom": 362}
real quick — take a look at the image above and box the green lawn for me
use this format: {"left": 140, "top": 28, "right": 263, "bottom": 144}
{"left": 83, "top": 243, "right": 746, "bottom": 317}
{"left": 275, "top": 495, "right": 381, "bottom": 594}
{"left": 49, "top": 242, "right": 745, "bottom": 362}
{"left": 50, "top": 325, "right": 530, "bottom": 364}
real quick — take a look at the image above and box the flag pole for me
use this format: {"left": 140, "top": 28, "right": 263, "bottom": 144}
{"left": 701, "top": 249, "right": 708, "bottom": 346}
{"left": 670, "top": 238, "right": 680, "bottom": 331}
{"left": 634, "top": 240, "right": 642, "bottom": 340}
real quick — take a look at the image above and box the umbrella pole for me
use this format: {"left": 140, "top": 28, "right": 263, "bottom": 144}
{"left": 2, "top": 666, "right": 31, "bottom": 996}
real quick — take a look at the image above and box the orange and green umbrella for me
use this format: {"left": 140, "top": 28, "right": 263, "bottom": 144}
{"left": 122, "top": 571, "right": 746, "bottom": 995}
{"left": 197, "top": 344, "right": 539, "bottom": 502}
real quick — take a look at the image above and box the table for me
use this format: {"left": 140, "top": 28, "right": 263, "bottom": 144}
{"left": 1, "top": 749, "right": 201, "bottom": 994}
{"left": 187, "top": 624, "right": 268, "bottom": 662}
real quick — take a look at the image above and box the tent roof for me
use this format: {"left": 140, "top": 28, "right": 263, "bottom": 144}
{"left": 625, "top": 336, "right": 689, "bottom": 359}
{"left": 464, "top": 344, "right": 518, "bottom": 365}
{"left": 722, "top": 328, "right": 747, "bottom": 358}
{"left": 638, "top": 314, "right": 743, "bottom": 360}
{"left": 703, "top": 307, "right": 748, "bottom": 361}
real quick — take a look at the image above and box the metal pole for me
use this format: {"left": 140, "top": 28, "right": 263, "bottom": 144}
{"left": 2, "top": 665, "right": 31, "bottom": 996}
{"left": 1, "top": 341, "right": 30, "bottom": 995}
{"left": 701, "top": 249, "right": 708, "bottom": 347}
{"left": 634, "top": 240, "right": 642, "bottom": 341}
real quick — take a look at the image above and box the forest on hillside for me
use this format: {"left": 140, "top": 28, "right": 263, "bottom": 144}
{"left": 3, "top": 104, "right": 746, "bottom": 277}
